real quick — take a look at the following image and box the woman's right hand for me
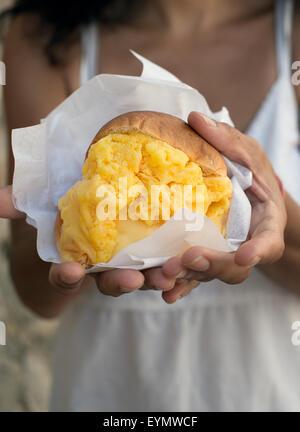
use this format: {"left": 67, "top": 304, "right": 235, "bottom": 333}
{"left": 0, "top": 185, "right": 24, "bottom": 219}
{"left": 0, "top": 185, "right": 146, "bottom": 298}
{"left": 49, "top": 263, "right": 147, "bottom": 298}
{"left": 1, "top": 185, "right": 174, "bottom": 301}
{"left": 49, "top": 263, "right": 178, "bottom": 298}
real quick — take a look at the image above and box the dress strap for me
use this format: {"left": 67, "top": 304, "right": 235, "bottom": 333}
{"left": 80, "top": 22, "right": 100, "bottom": 86}
{"left": 275, "top": 0, "right": 294, "bottom": 77}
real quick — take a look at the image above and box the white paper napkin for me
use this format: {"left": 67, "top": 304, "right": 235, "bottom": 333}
{"left": 12, "top": 51, "right": 252, "bottom": 272}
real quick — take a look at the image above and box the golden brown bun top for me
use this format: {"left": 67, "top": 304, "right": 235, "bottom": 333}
{"left": 90, "top": 111, "right": 227, "bottom": 177}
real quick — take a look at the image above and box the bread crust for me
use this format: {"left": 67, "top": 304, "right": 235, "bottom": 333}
{"left": 55, "top": 111, "right": 231, "bottom": 264}
{"left": 89, "top": 111, "right": 227, "bottom": 177}
{"left": 54, "top": 211, "right": 63, "bottom": 251}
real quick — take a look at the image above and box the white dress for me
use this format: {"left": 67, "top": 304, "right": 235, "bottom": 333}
{"left": 50, "top": 0, "right": 300, "bottom": 411}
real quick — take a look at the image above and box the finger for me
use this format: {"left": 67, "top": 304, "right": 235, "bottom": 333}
{"left": 235, "top": 198, "right": 286, "bottom": 267}
{"left": 143, "top": 267, "right": 176, "bottom": 291}
{"left": 187, "top": 112, "right": 286, "bottom": 268}
{"left": 97, "top": 269, "right": 144, "bottom": 297}
{"left": 235, "top": 226, "right": 285, "bottom": 267}
{"left": 188, "top": 111, "right": 282, "bottom": 191}
{"left": 162, "top": 279, "right": 199, "bottom": 304}
{"left": 188, "top": 111, "right": 254, "bottom": 164}
{"left": 163, "top": 254, "right": 210, "bottom": 281}
{"left": 162, "top": 257, "right": 202, "bottom": 284}
{"left": 188, "top": 111, "right": 277, "bottom": 184}
{"left": 49, "top": 262, "right": 86, "bottom": 294}
{"left": 162, "top": 256, "right": 187, "bottom": 279}
{"left": 188, "top": 112, "right": 286, "bottom": 204}
{"left": 0, "top": 186, "right": 25, "bottom": 219}
{"left": 181, "top": 246, "right": 252, "bottom": 284}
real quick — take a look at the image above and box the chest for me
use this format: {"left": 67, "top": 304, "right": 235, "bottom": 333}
{"left": 92, "top": 12, "right": 277, "bottom": 132}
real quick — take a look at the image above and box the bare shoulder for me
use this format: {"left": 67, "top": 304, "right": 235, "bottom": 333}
{"left": 4, "top": 14, "right": 63, "bottom": 84}
{"left": 3, "top": 15, "right": 78, "bottom": 129}
{"left": 293, "top": 2, "right": 300, "bottom": 103}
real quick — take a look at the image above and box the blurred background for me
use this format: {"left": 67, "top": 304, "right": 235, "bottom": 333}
{"left": 0, "top": 0, "right": 58, "bottom": 411}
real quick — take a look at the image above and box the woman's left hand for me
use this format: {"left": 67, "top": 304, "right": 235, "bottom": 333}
{"left": 143, "top": 112, "right": 287, "bottom": 303}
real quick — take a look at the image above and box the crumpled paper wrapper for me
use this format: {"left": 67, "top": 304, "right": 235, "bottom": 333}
{"left": 12, "top": 51, "right": 252, "bottom": 273}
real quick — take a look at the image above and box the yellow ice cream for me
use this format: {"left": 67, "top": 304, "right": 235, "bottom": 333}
{"left": 56, "top": 132, "right": 232, "bottom": 265}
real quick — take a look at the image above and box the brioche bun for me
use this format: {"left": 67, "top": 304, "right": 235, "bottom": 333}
{"left": 55, "top": 111, "right": 232, "bottom": 266}
{"left": 90, "top": 111, "right": 227, "bottom": 177}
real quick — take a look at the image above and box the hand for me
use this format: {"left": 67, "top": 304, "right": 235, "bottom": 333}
{"left": 48, "top": 262, "right": 182, "bottom": 298}
{"left": 49, "top": 263, "right": 151, "bottom": 298}
{"left": 0, "top": 186, "right": 166, "bottom": 300}
{"left": 145, "top": 112, "right": 287, "bottom": 304}
{"left": 0, "top": 186, "right": 24, "bottom": 219}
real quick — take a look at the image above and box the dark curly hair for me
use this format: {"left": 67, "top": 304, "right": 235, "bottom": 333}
{"left": 1, "top": 0, "right": 145, "bottom": 63}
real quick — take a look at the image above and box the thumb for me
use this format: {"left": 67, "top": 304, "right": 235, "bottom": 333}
{"left": 49, "top": 262, "right": 86, "bottom": 293}
{"left": 0, "top": 186, "right": 25, "bottom": 219}
{"left": 188, "top": 111, "right": 252, "bottom": 164}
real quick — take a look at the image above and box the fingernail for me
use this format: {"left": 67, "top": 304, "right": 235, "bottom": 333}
{"left": 241, "top": 256, "right": 261, "bottom": 268}
{"left": 120, "top": 286, "right": 133, "bottom": 293}
{"left": 186, "top": 256, "right": 210, "bottom": 271}
{"left": 60, "top": 275, "right": 83, "bottom": 289}
{"left": 175, "top": 270, "right": 188, "bottom": 279}
{"left": 144, "top": 283, "right": 163, "bottom": 291}
{"left": 200, "top": 114, "right": 217, "bottom": 128}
